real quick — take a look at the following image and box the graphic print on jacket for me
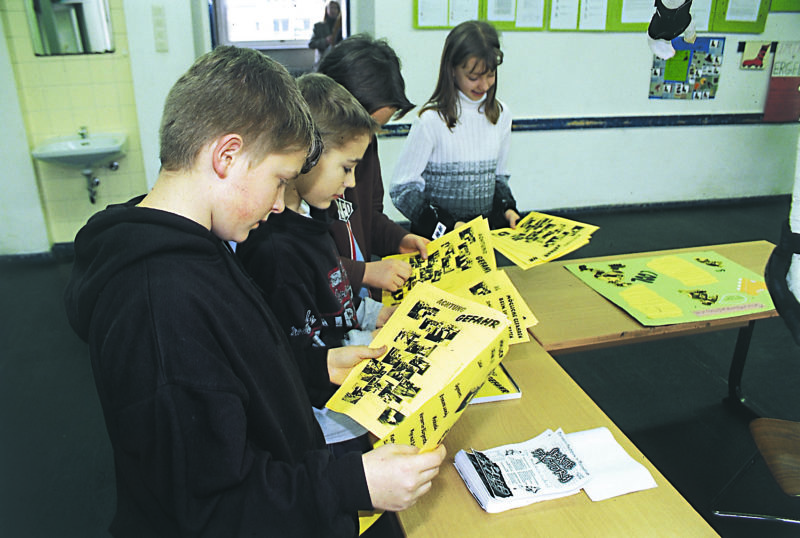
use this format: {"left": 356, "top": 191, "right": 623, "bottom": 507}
{"left": 288, "top": 263, "right": 359, "bottom": 348}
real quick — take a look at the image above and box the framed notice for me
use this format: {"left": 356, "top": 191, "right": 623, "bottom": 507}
{"left": 709, "top": 0, "right": 770, "bottom": 33}
{"left": 606, "top": 0, "right": 652, "bottom": 31}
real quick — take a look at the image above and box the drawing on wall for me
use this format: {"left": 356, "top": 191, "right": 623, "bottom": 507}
{"left": 740, "top": 41, "right": 773, "bottom": 70}
{"left": 649, "top": 37, "right": 725, "bottom": 100}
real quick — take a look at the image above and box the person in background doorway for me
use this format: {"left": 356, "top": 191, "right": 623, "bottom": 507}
{"left": 390, "top": 20, "right": 520, "bottom": 240}
{"left": 309, "top": 1, "right": 342, "bottom": 69}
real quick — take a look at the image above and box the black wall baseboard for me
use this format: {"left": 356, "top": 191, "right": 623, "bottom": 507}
{"left": 379, "top": 113, "right": 789, "bottom": 137}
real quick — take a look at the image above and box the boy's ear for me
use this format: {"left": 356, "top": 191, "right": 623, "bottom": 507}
{"left": 211, "top": 134, "right": 245, "bottom": 178}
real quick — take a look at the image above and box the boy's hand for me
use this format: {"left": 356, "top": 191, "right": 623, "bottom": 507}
{"left": 505, "top": 209, "right": 520, "bottom": 229}
{"left": 363, "top": 259, "right": 412, "bottom": 292}
{"left": 327, "top": 345, "right": 386, "bottom": 385}
{"left": 363, "top": 444, "right": 447, "bottom": 512}
{"left": 376, "top": 305, "right": 397, "bottom": 328}
{"left": 398, "top": 234, "right": 429, "bottom": 260}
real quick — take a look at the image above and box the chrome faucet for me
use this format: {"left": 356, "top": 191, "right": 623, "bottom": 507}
{"left": 78, "top": 126, "right": 88, "bottom": 139}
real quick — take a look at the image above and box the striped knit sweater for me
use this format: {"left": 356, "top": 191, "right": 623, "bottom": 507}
{"left": 390, "top": 90, "right": 515, "bottom": 237}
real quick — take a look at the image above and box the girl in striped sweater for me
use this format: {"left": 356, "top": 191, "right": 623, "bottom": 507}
{"left": 390, "top": 20, "right": 520, "bottom": 239}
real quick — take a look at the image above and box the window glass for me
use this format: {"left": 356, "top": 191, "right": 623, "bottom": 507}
{"left": 215, "top": 0, "right": 346, "bottom": 48}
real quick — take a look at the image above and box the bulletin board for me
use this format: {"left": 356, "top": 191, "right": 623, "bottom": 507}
{"left": 414, "top": 0, "right": 772, "bottom": 33}
{"left": 548, "top": 0, "right": 611, "bottom": 31}
{"left": 414, "top": 0, "right": 548, "bottom": 30}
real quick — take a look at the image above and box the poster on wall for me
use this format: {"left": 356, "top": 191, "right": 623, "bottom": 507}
{"left": 649, "top": 37, "right": 725, "bottom": 100}
{"left": 739, "top": 41, "right": 773, "bottom": 70}
{"left": 763, "top": 41, "right": 800, "bottom": 122}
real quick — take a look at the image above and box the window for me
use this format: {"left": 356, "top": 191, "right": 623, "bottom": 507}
{"left": 212, "top": 0, "right": 349, "bottom": 50}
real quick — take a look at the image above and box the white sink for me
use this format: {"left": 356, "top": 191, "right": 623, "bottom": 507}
{"left": 32, "top": 133, "right": 127, "bottom": 168}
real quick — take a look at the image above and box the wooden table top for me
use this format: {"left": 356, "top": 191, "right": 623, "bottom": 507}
{"left": 506, "top": 241, "right": 777, "bottom": 354}
{"left": 397, "top": 340, "right": 718, "bottom": 537}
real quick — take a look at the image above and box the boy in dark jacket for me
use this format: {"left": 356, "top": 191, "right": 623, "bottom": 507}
{"left": 318, "top": 35, "right": 430, "bottom": 298}
{"left": 64, "top": 46, "right": 445, "bottom": 537}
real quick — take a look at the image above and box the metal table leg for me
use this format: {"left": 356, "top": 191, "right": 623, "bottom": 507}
{"left": 723, "top": 321, "right": 761, "bottom": 420}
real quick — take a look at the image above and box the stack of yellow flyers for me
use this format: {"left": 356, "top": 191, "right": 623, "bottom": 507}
{"left": 491, "top": 212, "right": 599, "bottom": 270}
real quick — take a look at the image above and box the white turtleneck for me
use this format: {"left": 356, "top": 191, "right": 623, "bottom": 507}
{"left": 390, "top": 90, "right": 513, "bottom": 225}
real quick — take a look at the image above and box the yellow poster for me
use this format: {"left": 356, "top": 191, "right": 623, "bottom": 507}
{"left": 328, "top": 283, "right": 510, "bottom": 450}
{"left": 565, "top": 250, "right": 775, "bottom": 326}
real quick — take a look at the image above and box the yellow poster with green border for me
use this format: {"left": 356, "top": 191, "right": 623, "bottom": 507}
{"left": 565, "top": 250, "right": 774, "bottom": 326}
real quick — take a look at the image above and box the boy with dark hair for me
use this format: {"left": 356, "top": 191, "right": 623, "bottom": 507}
{"left": 318, "top": 34, "right": 429, "bottom": 298}
{"left": 64, "top": 46, "right": 445, "bottom": 537}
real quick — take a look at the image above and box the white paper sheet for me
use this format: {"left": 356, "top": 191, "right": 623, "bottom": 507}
{"left": 516, "top": 0, "right": 546, "bottom": 27}
{"left": 450, "top": 0, "right": 481, "bottom": 26}
{"left": 690, "top": 0, "right": 713, "bottom": 31}
{"left": 566, "top": 427, "right": 658, "bottom": 502}
{"left": 418, "top": 0, "right": 448, "bottom": 27}
{"left": 550, "top": 0, "right": 580, "bottom": 29}
{"left": 725, "top": 0, "right": 761, "bottom": 22}
{"left": 579, "top": 0, "right": 608, "bottom": 30}
{"left": 488, "top": 0, "right": 517, "bottom": 21}
{"left": 621, "top": 0, "right": 654, "bottom": 24}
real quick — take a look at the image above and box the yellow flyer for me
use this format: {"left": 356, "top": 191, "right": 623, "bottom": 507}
{"left": 328, "top": 283, "right": 510, "bottom": 450}
{"left": 382, "top": 217, "right": 496, "bottom": 306}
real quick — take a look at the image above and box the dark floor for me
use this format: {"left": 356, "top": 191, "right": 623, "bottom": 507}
{"left": 1, "top": 196, "right": 798, "bottom": 537}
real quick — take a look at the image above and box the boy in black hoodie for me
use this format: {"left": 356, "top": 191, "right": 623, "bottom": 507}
{"left": 64, "top": 46, "right": 445, "bottom": 537}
